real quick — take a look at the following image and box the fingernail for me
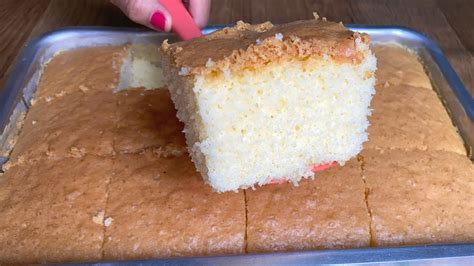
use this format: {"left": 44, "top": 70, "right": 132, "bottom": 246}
{"left": 150, "top": 11, "right": 167, "bottom": 31}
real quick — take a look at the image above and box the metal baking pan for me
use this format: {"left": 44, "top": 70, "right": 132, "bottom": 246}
{"left": 1, "top": 25, "right": 473, "bottom": 265}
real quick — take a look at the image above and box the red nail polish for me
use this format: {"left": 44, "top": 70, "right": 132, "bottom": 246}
{"left": 150, "top": 11, "right": 166, "bottom": 31}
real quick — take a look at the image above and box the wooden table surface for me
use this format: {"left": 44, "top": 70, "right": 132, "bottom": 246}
{"left": 1, "top": 0, "right": 473, "bottom": 95}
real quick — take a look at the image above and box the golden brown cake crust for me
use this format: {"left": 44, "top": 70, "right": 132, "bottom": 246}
{"left": 161, "top": 19, "right": 369, "bottom": 76}
{"left": 372, "top": 44, "right": 432, "bottom": 89}
{"left": 0, "top": 156, "right": 112, "bottom": 263}
{"left": 7, "top": 90, "right": 117, "bottom": 166}
{"left": 361, "top": 149, "right": 474, "bottom": 246}
{"left": 35, "top": 46, "right": 126, "bottom": 101}
{"left": 114, "top": 88, "right": 185, "bottom": 154}
{"left": 365, "top": 84, "right": 466, "bottom": 155}
{"left": 246, "top": 159, "right": 370, "bottom": 252}
{"left": 6, "top": 46, "right": 126, "bottom": 165}
{"left": 103, "top": 150, "right": 245, "bottom": 260}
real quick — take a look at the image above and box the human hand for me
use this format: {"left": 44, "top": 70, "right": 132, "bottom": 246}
{"left": 111, "top": 0, "right": 211, "bottom": 32}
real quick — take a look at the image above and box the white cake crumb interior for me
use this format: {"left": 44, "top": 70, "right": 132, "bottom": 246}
{"left": 130, "top": 58, "right": 165, "bottom": 89}
{"left": 188, "top": 49, "right": 376, "bottom": 192}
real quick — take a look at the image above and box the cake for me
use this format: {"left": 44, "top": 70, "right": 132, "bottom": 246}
{"left": 117, "top": 44, "right": 166, "bottom": 90}
{"left": 0, "top": 155, "right": 113, "bottom": 263}
{"left": 160, "top": 18, "right": 377, "bottom": 192}
{"left": 372, "top": 44, "right": 432, "bottom": 89}
{"left": 8, "top": 90, "right": 117, "bottom": 163}
{"left": 361, "top": 149, "right": 474, "bottom": 246}
{"left": 7, "top": 47, "right": 125, "bottom": 164}
{"left": 246, "top": 159, "right": 370, "bottom": 252}
{"left": 103, "top": 150, "right": 245, "bottom": 260}
{"left": 365, "top": 83, "right": 466, "bottom": 155}
{"left": 114, "top": 88, "right": 184, "bottom": 154}
{"left": 0, "top": 31, "right": 471, "bottom": 263}
{"left": 34, "top": 46, "right": 126, "bottom": 101}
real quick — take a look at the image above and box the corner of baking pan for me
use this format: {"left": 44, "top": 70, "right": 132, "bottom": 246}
{"left": 0, "top": 27, "right": 154, "bottom": 137}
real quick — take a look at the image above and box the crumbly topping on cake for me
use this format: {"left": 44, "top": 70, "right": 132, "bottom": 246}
{"left": 161, "top": 19, "right": 370, "bottom": 76}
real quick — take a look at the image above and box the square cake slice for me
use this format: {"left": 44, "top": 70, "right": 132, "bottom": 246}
{"left": 0, "top": 155, "right": 113, "bottom": 263}
{"left": 365, "top": 84, "right": 466, "bottom": 155}
{"left": 246, "top": 159, "right": 370, "bottom": 252}
{"left": 114, "top": 88, "right": 184, "bottom": 154}
{"left": 161, "top": 18, "right": 377, "bottom": 192}
{"left": 103, "top": 150, "right": 245, "bottom": 260}
{"left": 372, "top": 44, "right": 432, "bottom": 90}
{"left": 362, "top": 149, "right": 474, "bottom": 246}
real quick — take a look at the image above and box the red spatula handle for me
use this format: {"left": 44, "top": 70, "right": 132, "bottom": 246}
{"left": 160, "top": 0, "right": 203, "bottom": 40}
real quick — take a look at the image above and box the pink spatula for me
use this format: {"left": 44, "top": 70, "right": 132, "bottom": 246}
{"left": 160, "top": 0, "right": 203, "bottom": 40}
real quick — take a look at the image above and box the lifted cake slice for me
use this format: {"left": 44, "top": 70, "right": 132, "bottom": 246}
{"left": 161, "top": 18, "right": 377, "bottom": 192}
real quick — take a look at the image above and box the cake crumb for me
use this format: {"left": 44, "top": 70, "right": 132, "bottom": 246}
{"left": 79, "top": 85, "right": 90, "bottom": 93}
{"left": 32, "top": 120, "right": 37, "bottom": 125}
{"left": 275, "top": 33, "right": 283, "bottom": 41}
{"left": 45, "top": 96, "right": 53, "bottom": 102}
{"left": 55, "top": 90, "right": 67, "bottom": 97}
{"left": 206, "top": 58, "right": 215, "bottom": 68}
{"left": 153, "top": 145, "right": 186, "bottom": 158}
{"left": 179, "top": 67, "right": 190, "bottom": 76}
{"left": 162, "top": 39, "right": 170, "bottom": 51}
{"left": 223, "top": 68, "right": 232, "bottom": 79}
{"left": 69, "top": 147, "right": 86, "bottom": 158}
{"left": 133, "top": 243, "right": 140, "bottom": 251}
{"left": 312, "top": 13, "right": 327, "bottom": 21}
{"left": 46, "top": 150, "right": 56, "bottom": 159}
{"left": 104, "top": 217, "right": 113, "bottom": 227}
{"left": 66, "top": 191, "right": 81, "bottom": 201}
{"left": 92, "top": 210, "right": 105, "bottom": 225}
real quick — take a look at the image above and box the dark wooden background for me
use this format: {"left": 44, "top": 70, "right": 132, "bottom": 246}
{"left": 1, "top": 0, "right": 473, "bottom": 95}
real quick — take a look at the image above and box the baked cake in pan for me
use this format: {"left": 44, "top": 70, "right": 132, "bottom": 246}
{"left": 0, "top": 21, "right": 471, "bottom": 264}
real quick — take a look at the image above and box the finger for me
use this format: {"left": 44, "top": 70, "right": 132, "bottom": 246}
{"left": 188, "top": 0, "right": 211, "bottom": 28}
{"left": 111, "top": 0, "right": 172, "bottom": 32}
